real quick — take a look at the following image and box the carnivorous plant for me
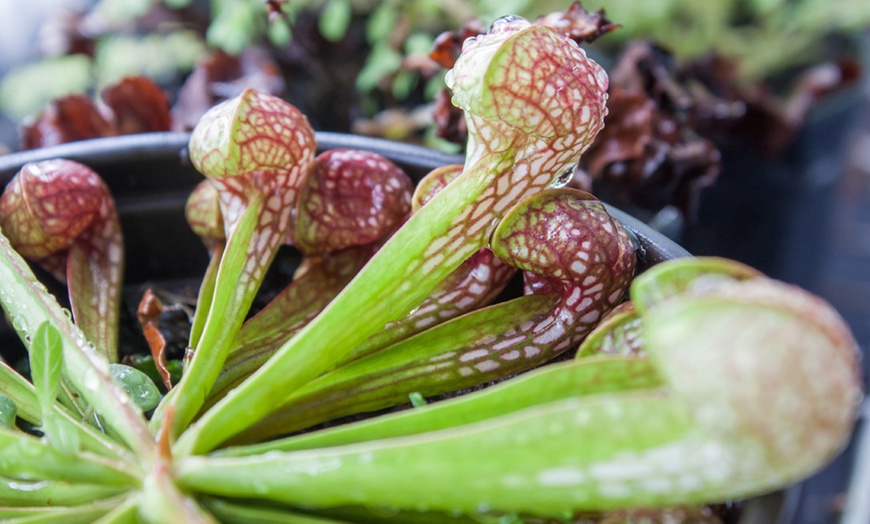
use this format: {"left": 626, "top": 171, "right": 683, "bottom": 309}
{"left": 0, "top": 15, "right": 861, "bottom": 524}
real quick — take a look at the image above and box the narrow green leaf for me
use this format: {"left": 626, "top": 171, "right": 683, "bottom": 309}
{"left": 0, "top": 362, "right": 130, "bottom": 461}
{"left": 365, "top": 2, "right": 397, "bottom": 44}
{"left": 91, "top": 496, "right": 139, "bottom": 523}
{"left": 189, "top": 244, "right": 223, "bottom": 351}
{"left": 232, "top": 294, "right": 557, "bottom": 441}
{"left": 356, "top": 42, "right": 403, "bottom": 92}
{"left": 0, "top": 362, "right": 40, "bottom": 422}
{"left": 160, "top": 194, "right": 268, "bottom": 436}
{"left": 206, "top": 0, "right": 261, "bottom": 55}
{"left": 267, "top": 16, "right": 293, "bottom": 47}
{"left": 29, "top": 322, "right": 63, "bottom": 413}
{"left": 28, "top": 322, "right": 78, "bottom": 453}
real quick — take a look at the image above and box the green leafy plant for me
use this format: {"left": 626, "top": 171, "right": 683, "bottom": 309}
{"left": 0, "top": 16, "right": 861, "bottom": 523}
{"left": 585, "top": 0, "right": 870, "bottom": 80}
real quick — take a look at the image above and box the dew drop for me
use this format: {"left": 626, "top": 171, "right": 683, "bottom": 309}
{"left": 488, "top": 15, "right": 528, "bottom": 33}
{"left": 549, "top": 167, "right": 575, "bottom": 189}
{"left": 444, "top": 69, "right": 455, "bottom": 89}
{"left": 7, "top": 480, "right": 49, "bottom": 492}
{"left": 82, "top": 368, "right": 100, "bottom": 392}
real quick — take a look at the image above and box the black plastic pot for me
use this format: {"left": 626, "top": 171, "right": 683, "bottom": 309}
{"left": 0, "top": 132, "right": 688, "bottom": 282}
{"left": 681, "top": 86, "right": 865, "bottom": 294}
{"left": 0, "top": 132, "right": 794, "bottom": 523}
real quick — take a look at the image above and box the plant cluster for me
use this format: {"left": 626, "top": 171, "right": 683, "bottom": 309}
{"left": 0, "top": 15, "right": 862, "bottom": 524}
{"left": 4, "top": 1, "right": 866, "bottom": 137}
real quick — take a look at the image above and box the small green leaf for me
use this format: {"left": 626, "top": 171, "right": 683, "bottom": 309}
{"left": 0, "top": 55, "right": 92, "bottom": 120}
{"left": 391, "top": 71, "right": 418, "bottom": 101}
{"left": 404, "top": 32, "right": 434, "bottom": 55}
{"left": 408, "top": 392, "right": 427, "bottom": 408}
{"left": 365, "top": 2, "right": 397, "bottom": 44}
{"left": 0, "top": 394, "right": 17, "bottom": 429}
{"left": 206, "top": 0, "right": 262, "bottom": 55}
{"left": 109, "top": 363, "right": 161, "bottom": 412}
{"left": 318, "top": 0, "right": 352, "bottom": 42}
{"left": 30, "top": 322, "right": 63, "bottom": 415}
{"left": 356, "top": 42, "right": 403, "bottom": 92}
{"left": 28, "top": 322, "right": 78, "bottom": 453}
{"left": 268, "top": 16, "right": 293, "bottom": 47}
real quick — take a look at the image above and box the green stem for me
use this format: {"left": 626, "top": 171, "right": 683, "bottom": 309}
{"left": 139, "top": 456, "right": 216, "bottom": 524}
{"left": 166, "top": 194, "right": 271, "bottom": 435}
{"left": 188, "top": 242, "right": 224, "bottom": 351}
{"left": 217, "top": 356, "right": 660, "bottom": 456}
{"left": 205, "top": 248, "right": 369, "bottom": 408}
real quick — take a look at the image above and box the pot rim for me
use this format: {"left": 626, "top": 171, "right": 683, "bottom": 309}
{"left": 0, "top": 132, "right": 691, "bottom": 266}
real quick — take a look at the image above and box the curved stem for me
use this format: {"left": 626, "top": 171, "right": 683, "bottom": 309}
{"left": 344, "top": 248, "right": 516, "bottom": 363}
{"left": 188, "top": 242, "right": 224, "bottom": 353}
{"left": 168, "top": 194, "right": 274, "bottom": 434}
{"left": 165, "top": 89, "right": 318, "bottom": 436}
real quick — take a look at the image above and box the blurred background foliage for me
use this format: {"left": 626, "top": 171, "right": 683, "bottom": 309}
{"left": 1, "top": 0, "right": 869, "bottom": 146}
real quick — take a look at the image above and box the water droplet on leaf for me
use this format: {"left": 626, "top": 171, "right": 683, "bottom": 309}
{"left": 109, "top": 363, "right": 161, "bottom": 412}
{"left": 488, "top": 15, "right": 528, "bottom": 33}
{"left": 549, "top": 167, "right": 575, "bottom": 189}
